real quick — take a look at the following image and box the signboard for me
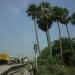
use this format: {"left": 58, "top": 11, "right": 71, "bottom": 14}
{"left": 34, "top": 44, "right": 38, "bottom": 54}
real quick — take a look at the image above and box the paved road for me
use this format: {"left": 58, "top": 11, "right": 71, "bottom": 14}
{"left": 0, "top": 65, "right": 13, "bottom": 74}
{"left": 0, "top": 64, "right": 23, "bottom": 74}
{"left": 0, "top": 64, "right": 32, "bottom": 75}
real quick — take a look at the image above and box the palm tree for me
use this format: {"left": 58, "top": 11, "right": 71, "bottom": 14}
{"left": 71, "top": 12, "right": 75, "bottom": 25}
{"left": 60, "top": 15, "right": 74, "bottom": 53}
{"left": 52, "top": 6, "right": 65, "bottom": 61}
{"left": 26, "top": 4, "right": 40, "bottom": 54}
{"left": 37, "top": 2, "right": 53, "bottom": 58}
{"left": 60, "top": 12, "right": 75, "bottom": 53}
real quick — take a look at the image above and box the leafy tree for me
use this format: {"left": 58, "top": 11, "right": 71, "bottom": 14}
{"left": 26, "top": 4, "right": 40, "bottom": 54}
{"left": 60, "top": 10, "right": 74, "bottom": 53}
{"left": 52, "top": 6, "right": 63, "bottom": 61}
{"left": 52, "top": 6, "right": 69, "bottom": 61}
{"left": 52, "top": 37, "right": 75, "bottom": 65}
{"left": 71, "top": 12, "right": 75, "bottom": 25}
{"left": 37, "top": 2, "right": 53, "bottom": 58}
{"left": 38, "top": 37, "right": 75, "bottom": 75}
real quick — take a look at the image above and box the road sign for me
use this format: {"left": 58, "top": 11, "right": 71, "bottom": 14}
{"left": 34, "top": 44, "right": 38, "bottom": 54}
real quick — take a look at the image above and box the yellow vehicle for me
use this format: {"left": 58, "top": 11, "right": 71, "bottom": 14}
{"left": 0, "top": 53, "right": 9, "bottom": 64}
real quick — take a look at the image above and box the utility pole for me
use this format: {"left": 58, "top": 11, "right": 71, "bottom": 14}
{"left": 30, "top": 43, "right": 39, "bottom": 75}
{"left": 34, "top": 43, "right": 38, "bottom": 69}
{"left": 34, "top": 19, "right": 40, "bottom": 55}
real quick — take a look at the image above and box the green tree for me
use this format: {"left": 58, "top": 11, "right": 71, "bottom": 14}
{"left": 52, "top": 37, "right": 75, "bottom": 65}
{"left": 53, "top": 6, "right": 64, "bottom": 61}
{"left": 52, "top": 6, "right": 68, "bottom": 61}
{"left": 38, "top": 37, "right": 75, "bottom": 75}
{"left": 37, "top": 2, "right": 53, "bottom": 58}
{"left": 26, "top": 4, "right": 40, "bottom": 54}
{"left": 59, "top": 7, "right": 74, "bottom": 53}
{"left": 71, "top": 12, "right": 75, "bottom": 25}
{"left": 60, "top": 16, "right": 74, "bottom": 53}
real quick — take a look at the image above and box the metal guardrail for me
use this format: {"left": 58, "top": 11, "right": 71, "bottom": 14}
{"left": 1, "top": 64, "right": 26, "bottom": 75}
{"left": 8, "top": 64, "right": 31, "bottom": 75}
{"left": 8, "top": 65, "right": 26, "bottom": 75}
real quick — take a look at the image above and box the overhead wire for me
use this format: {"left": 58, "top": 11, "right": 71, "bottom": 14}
{"left": 0, "top": 10, "right": 31, "bottom": 49}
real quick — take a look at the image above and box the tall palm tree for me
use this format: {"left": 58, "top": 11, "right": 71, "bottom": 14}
{"left": 60, "top": 15, "right": 74, "bottom": 53}
{"left": 61, "top": 12, "right": 75, "bottom": 53}
{"left": 26, "top": 4, "right": 40, "bottom": 54}
{"left": 37, "top": 2, "right": 53, "bottom": 58}
{"left": 52, "top": 6, "right": 66, "bottom": 61}
{"left": 71, "top": 12, "right": 75, "bottom": 25}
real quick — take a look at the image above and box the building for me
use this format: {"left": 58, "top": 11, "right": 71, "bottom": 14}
{"left": 0, "top": 52, "right": 9, "bottom": 64}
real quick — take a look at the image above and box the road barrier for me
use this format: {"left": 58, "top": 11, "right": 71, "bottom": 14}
{"left": 1, "top": 64, "right": 26, "bottom": 75}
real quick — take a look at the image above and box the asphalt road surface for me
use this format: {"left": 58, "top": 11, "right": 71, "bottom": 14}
{"left": 0, "top": 65, "right": 18, "bottom": 74}
{"left": 0, "top": 64, "right": 32, "bottom": 75}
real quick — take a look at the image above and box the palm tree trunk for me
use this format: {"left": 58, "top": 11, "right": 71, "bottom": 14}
{"left": 34, "top": 19, "right": 40, "bottom": 55}
{"left": 66, "top": 24, "right": 73, "bottom": 53}
{"left": 57, "top": 20, "right": 63, "bottom": 61}
{"left": 46, "top": 31, "right": 49, "bottom": 45}
{"left": 47, "top": 30, "right": 52, "bottom": 58}
{"left": 46, "top": 25, "right": 52, "bottom": 59}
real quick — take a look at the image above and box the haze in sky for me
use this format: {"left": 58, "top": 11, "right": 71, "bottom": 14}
{"left": 0, "top": 0, "right": 75, "bottom": 59}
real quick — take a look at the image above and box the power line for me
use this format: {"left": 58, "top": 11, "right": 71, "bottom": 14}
{"left": 0, "top": 10, "right": 29, "bottom": 50}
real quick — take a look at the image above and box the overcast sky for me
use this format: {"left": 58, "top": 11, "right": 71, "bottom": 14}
{"left": 0, "top": 0, "right": 75, "bottom": 59}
